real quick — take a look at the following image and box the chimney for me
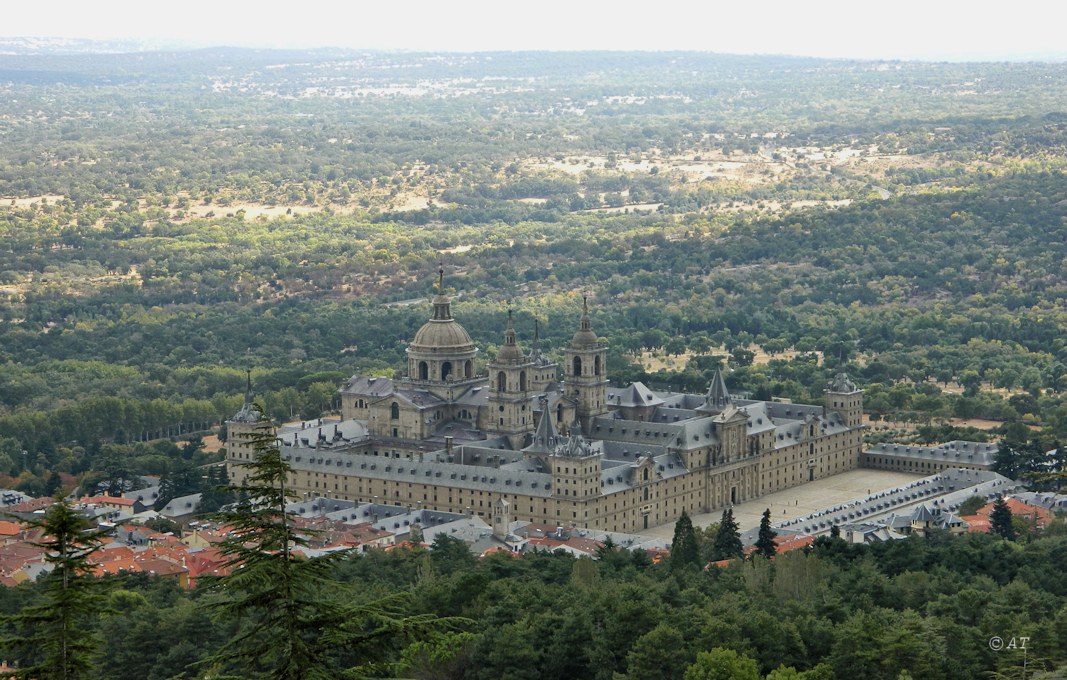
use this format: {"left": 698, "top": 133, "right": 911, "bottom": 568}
{"left": 445, "top": 436, "right": 454, "bottom": 457}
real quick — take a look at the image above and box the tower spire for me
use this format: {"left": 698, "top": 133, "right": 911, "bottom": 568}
{"left": 244, "top": 368, "right": 253, "bottom": 404}
{"left": 504, "top": 308, "right": 516, "bottom": 344}
{"left": 431, "top": 264, "right": 452, "bottom": 320}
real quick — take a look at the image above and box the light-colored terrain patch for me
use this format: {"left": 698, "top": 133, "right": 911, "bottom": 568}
{"left": 1, "top": 194, "right": 66, "bottom": 208}
{"left": 179, "top": 203, "right": 323, "bottom": 220}
{"left": 638, "top": 345, "right": 822, "bottom": 373}
{"left": 638, "top": 468, "right": 924, "bottom": 539}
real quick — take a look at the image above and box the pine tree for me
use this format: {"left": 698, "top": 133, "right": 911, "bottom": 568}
{"left": 670, "top": 510, "right": 701, "bottom": 570}
{"left": 711, "top": 509, "right": 743, "bottom": 561}
{"left": 754, "top": 508, "right": 777, "bottom": 559}
{"left": 202, "top": 411, "right": 454, "bottom": 679}
{"left": 1, "top": 498, "right": 111, "bottom": 679}
{"left": 201, "top": 414, "right": 348, "bottom": 680}
{"left": 989, "top": 495, "right": 1016, "bottom": 541}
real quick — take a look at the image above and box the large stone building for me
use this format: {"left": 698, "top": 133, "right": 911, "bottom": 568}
{"left": 227, "top": 280, "right": 865, "bottom": 533}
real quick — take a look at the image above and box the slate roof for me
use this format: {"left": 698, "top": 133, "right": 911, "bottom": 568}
{"left": 284, "top": 449, "right": 555, "bottom": 496}
{"left": 865, "top": 440, "right": 998, "bottom": 466}
{"left": 339, "top": 375, "right": 396, "bottom": 398}
{"left": 278, "top": 419, "right": 368, "bottom": 449}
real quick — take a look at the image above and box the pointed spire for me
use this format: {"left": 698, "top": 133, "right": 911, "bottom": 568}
{"left": 532, "top": 320, "right": 541, "bottom": 350}
{"left": 534, "top": 408, "right": 558, "bottom": 447}
{"left": 232, "top": 368, "right": 262, "bottom": 423}
{"left": 705, "top": 369, "right": 731, "bottom": 409}
{"left": 244, "top": 368, "right": 254, "bottom": 404}
{"left": 495, "top": 308, "right": 524, "bottom": 363}
{"left": 431, "top": 264, "right": 452, "bottom": 320}
{"left": 570, "top": 295, "right": 599, "bottom": 348}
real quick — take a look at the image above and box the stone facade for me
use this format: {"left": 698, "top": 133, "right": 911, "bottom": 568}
{"left": 227, "top": 284, "right": 866, "bottom": 533}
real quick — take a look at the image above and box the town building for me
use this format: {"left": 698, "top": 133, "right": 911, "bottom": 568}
{"left": 227, "top": 279, "right": 866, "bottom": 533}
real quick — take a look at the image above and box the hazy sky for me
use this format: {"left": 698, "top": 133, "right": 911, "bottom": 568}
{"left": 3, "top": 0, "right": 1066, "bottom": 61}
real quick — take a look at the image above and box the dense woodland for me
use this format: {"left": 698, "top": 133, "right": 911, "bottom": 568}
{"left": 1, "top": 508, "right": 1065, "bottom": 679}
{"left": 0, "top": 46, "right": 1066, "bottom": 676}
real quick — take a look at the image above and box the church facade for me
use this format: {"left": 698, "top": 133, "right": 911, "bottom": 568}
{"left": 227, "top": 281, "right": 864, "bottom": 533}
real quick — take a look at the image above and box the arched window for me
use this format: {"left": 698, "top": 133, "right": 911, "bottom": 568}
{"left": 557, "top": 404, "right": 564, "bottom": 423}
{"left": 497, "top": 371, "right": 506, "bottom": 392}
{"left": 573, "top": 357, "right": 582, "bottom": 376}
{"left": 390, "top": 402, "right": 400, "bottom": 420}
{"left": 593, "top": 355, "right": 601, "bottom": 376}
{"left": 441, "top": 361, "right": 453, "bottom": 381}
{"left": 519, "top": 371, "right": 527, "bottom": 391}
{"left": 419, "top": 361, "right": 429, "bottom": 380}
{"left": 464, "top": 360, "right": 473, "bottom": 378}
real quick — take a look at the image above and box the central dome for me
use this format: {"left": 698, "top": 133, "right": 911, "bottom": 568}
{"left": 409, "top": 293, "right": 475, "bottom": 353}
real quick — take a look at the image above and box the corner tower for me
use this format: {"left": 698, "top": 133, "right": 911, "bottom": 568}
{"left": 826, "top": 372, "right": 863, "bottom": 428}
{"left": 225, "top": 370, "right": 270, "bottom": 486}
{"left": 563, "top": 297, "right": 608, "bottom": 435}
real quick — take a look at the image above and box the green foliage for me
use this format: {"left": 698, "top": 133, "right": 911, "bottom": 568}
{"left": 958, "top": 495, "right": 987, "bottom": 516}
{"left": 711, "top": 509, "right": 743, "bottom": 562}
{"left": 683, "top": 648, "right": 760, "bottom": 680}
{"left": 0, "top": 499, "right": 111, "bottom": 679}
{"left": 990, "top": 496, "right": 1016, "bottom": 541}
{"left": 200, "top": 416, "right": 349, "bottom": 679}
{"left": 670, "top": 510, "right": 701, "bottom": 570}
{"left": 754, "top": 509, "right": 777, "bottom": 559}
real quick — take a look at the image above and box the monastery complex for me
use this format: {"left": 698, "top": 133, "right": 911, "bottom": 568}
{"left": 227, "top": 277, "right": 866, "bottom": 533}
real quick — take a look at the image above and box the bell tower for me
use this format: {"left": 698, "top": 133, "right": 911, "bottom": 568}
{"left": 487, "top": 310, "right": 534, "bottom": 448}
{"left": 563, "top": 297, "right": 608, "bottom": 436}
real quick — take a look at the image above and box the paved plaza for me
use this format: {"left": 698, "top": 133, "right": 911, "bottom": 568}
{"left": 639, "top": 468, "right": 923, "bottom": 540}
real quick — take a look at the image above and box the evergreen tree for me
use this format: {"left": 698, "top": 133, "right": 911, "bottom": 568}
{"left": 1, "top": 498, "right": 111, "bottom": 679}
{"left": 202, "top": 411, "right": 453, "bottom": 678}
{"left": 670, "top": 510, "right": 701, "bottom": 570}
{"left": 989, "top": 495, "right": 1016, "bottom": 541}
{"left": 754, "top": 508, "right": 777, "bottom": 559}
{"left": 200, "top": 413, "right": 349, "bottom": 679}
{"left": 711, "top": 509, "right": 743, "bottom": 561}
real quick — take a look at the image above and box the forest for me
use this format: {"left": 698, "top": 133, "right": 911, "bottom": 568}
{"left": 3, "top": 49, "right": 1067, "bottom": 494}
{"left": 0, "top": 45, "right": 1066, "bottom": 676}
{"left": 2, "top": 491, "right": 1065, "bottom": 679}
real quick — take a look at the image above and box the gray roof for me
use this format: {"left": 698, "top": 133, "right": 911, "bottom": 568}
{"left": 866, "top": 440, "right": 997, "bottom": 466}
{"left": 609, "top": 382, "right": 665, "bottom": 409}
{"left": 278, "top": 419, "right": 369, "bottom": 449}
{"left": 159, "top": 493, "right": 202, "bottom": 517}
{"left": 283, "top": 448, "right": 555, "bottom": 496}
{"left": 828, "top": 373, "right": 859, "bottom": 393}
{"left": 340, "top": 375, "right": 396, "bottom": 398}
{"left": 230, "top": 397, "right": 263, "bottom": 424}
